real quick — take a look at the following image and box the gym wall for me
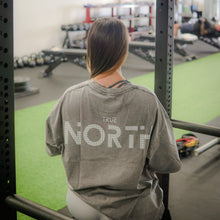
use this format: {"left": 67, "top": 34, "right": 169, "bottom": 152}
{"left": 203, "top": 0, "right": 220, "bottom": 20}
{"left": 14, "top": 0, "right": 119, "bottom": 57}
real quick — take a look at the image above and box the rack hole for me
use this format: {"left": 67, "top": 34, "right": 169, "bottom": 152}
{"left": 4, "top": 63, "right": 8, "bottom": 68}
{"left": 4, "top": 48, "right": 8, "bottom": 53}
{"left": 3, "top": 18, "right": 8, "bottom": 23}
{"left": 3, "top": 33, "right": 8, "bottom": 38}
{"left": 3, "top": 3, "right": 8, "bottom": 8}
{"left": 5, "top": 150, "right": 9, "bottom": 156}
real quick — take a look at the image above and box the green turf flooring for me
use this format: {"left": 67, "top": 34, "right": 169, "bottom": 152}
{"left": 15, "top": 52, "right": 220, "bottom": 219}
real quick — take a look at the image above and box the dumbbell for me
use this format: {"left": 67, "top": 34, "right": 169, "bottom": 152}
{"left": 17, "top": 57, "right": 24, "bottom": 68}
{"left": 72, "top": 24, "right": 78, "bottom": 31}
{"left": 78, "top": 23, "right": 85, "bottom": 31}
{"left": 28, "top": 54, "right": 36, "bottom": 67}
{"left": 35, "top": 52, "right": 44, "bottom": 66}
{"left": 84, "top": 23, "right": 91, "bottom": 31}
{"left": 61, "top": 24, "right": 67, "bottom": 31}
{"left": 22, "top": 55, "right": 29, "bottom": 67}
{"left": 14, "top": 57, "right": 24, "bottom": 68}
{"left": 43, "top": 54, "right": 53, "bottom": 64}
{"left": 14, "top": 57, "right": 18, "bottom": 69}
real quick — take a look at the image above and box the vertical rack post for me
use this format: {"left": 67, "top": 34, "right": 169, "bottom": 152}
{"left": 85, "top": 6, "right": 92, "bottom": 23}
{"left": 0, "top": 0, "right": 16, "bottom": 219}
{"left": 155, "top": 0, "right": 174, "bottom": 218}
{"left": 129, "top": 7, "right": 134, "bottom": 33}
{"left": 149, "top": 4, "right": 152, "bottom": 26}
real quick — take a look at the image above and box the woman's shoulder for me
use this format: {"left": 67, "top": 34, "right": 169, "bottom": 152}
{"left": 64, "top": 80, "right": 90, "bottom": 95}
{"left": 129, "top": 82, "right": 156, "bottom": 98}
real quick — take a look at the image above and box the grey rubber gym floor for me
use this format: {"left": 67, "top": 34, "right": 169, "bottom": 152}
{"left": 14, "top": 40, "right": 220, "bottom": 220}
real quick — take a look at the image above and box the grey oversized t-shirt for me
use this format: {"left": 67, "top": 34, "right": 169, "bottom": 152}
{"left": 45, "top": 79, "right": 181, "bottom": 220}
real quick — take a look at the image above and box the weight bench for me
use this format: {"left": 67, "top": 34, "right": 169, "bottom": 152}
{"left": 43, "top": 42, "right": 157, "bottom": 77}
{"left": 136, "top": 33, "right": 198, "bottom": 61}
{"left": 129, "top": 41, "right": 156, "bottom": 64}
{"left": 199, "top": 33, "right": 220, "bottom": 49}
{"left": 42, "top": 47, "right": 87, "bottom": 77}
{"left": 42, "top": 36, "right": 197, "bottom": 77}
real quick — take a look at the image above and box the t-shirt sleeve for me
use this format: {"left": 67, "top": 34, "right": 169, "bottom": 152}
{"left": 45, "top": 95, "right": 65, "bottom": 156}
{"left": 147, "top": 97, "right": 182, "bottom": 173}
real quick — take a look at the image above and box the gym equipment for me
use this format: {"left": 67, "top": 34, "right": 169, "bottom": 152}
{"left": 72, "top": 39, "right": 87, "bottom": 49}
{"left": 22, "top": 55, "right": 29, "bottom": 67}
{"left": 16, "top": 57, "right": 24, "bottom": 68}
{"left": 14, "top": 57, "right": 24, "bottom": 69}
{"left": 129, "top": 41, "right": 156, "bottom": 64}
{"left": 174, "top": 34, "right": 198, "bottom": 61}
{"left": 42, "top": 47, "right": 87, "bottom": 77}
{"left": 62, "top": 2, "right": 154, "bottom": 48}
{"left": 14, "top": 57, "right": 18, "bottom": 69}
{"left": 194, "top": 138, "right": 220, "bottom": 156}
{"left": 137, "top": 33, "right": 198, "bottom": 61}
{"left": 42, "top": 41, "right": 157, "bottom": 77}
{"left": 27, "top": 54, "right": 36, "bottom": 67}
{"left": 5, "top": 194, "right": 74, "bottom": 220}
{"left": 176, "top": 133, "right": 199, "bottom": 157}
{"left": 62, "top": 23, "right": 89, "bottom": 48}
{"left": 199, "top": 35, "right": 220, "bottom": 49}
{"left": 43, "top": 54, "right": 54, "bottom": 64}
{"left": 35, "top": 52, "right": 44, "bottom": 66}
{"left": 14, "top": 76, "right": 39, "bottom": 98}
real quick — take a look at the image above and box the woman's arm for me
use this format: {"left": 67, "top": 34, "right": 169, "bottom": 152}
{"left": 45, "top": 96, "right": 65, "bottom": 156}
{"left": 147, "top": 98, "right": 182, "bottom": 174}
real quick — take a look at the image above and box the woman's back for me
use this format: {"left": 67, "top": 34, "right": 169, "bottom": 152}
{"left": 46, "top": 79, "right": 181, "bottom": 220}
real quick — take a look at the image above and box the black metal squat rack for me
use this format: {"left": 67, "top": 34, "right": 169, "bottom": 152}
{"left": 1, "top": 0, "right": 220, "bottom": 219}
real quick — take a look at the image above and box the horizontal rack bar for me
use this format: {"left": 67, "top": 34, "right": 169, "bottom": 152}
{"left": 5, "top": 194, "right": 74, "bottom": 220}
{"left": 171, "top": 119, "right": 220, "bottom": 137}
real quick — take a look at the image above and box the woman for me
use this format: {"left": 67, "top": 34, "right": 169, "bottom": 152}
{"left": 174, "top": 17, "right": 220, "bottom": 37}
{"left": 45, "top": 18, "right": 181, "bottom": 220}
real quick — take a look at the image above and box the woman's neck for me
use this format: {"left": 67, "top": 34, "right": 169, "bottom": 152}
{"left": 93, "top": 69, "right": 126, "bottom": 88}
